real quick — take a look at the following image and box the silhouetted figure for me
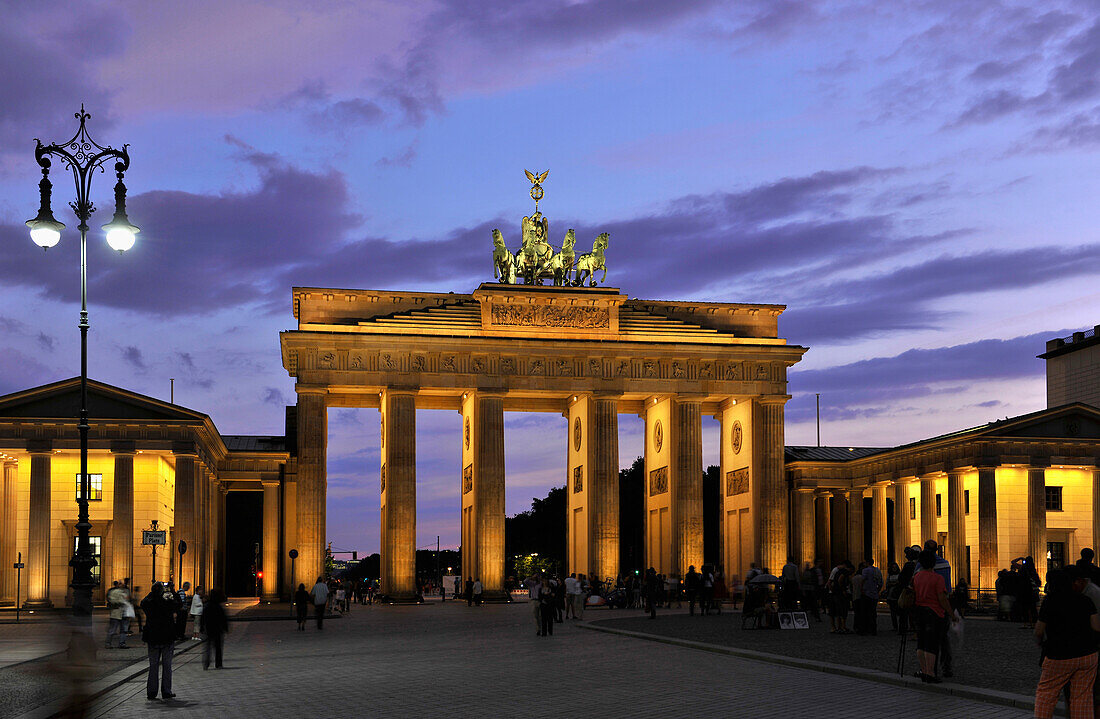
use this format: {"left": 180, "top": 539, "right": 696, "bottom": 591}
{"left": 141, "top": 582, "right": 180, "bottom": 701}
{"left": 201, "top": 589, "right": 228, "bottom": 669}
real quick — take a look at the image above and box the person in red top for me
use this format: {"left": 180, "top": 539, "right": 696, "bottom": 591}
{"left": 913, "top": 549, "right": 955, "bottom": 683}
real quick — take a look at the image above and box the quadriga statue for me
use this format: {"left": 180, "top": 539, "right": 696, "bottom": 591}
{"left": 492, "top": 229, "right": 516, "bottom": 284}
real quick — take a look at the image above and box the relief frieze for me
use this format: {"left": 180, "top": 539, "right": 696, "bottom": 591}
{"left": 490, "top": 304, "right": 610, "bottom": 329}
{"left": 463, "top": 464, "right": 473, "bottom": 495}
{"left": 649, "top": 466, "right": 668, "bottom": 496}
{"left": 726, "top": 468, "right": 749, "bottom": 497}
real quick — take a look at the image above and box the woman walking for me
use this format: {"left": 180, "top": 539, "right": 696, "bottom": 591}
{"left": 189, "top": 586, "right": 205, "bottom": 640}
{"left": 1033, "top": 568, "right": 1100, "bottom": 718}
{"left": 294, "top": 583, "right": 310, "bottom": 630}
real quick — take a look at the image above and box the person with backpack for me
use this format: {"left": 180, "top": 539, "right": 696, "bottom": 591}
{"left": 827, "top": 561, "right": 853, "bottom": 634}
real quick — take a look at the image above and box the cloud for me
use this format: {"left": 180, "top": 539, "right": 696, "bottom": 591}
{"left": 786, "top": 330, "right": 1061, "bottom": 423}
{"left": 36, "top": 333, "right": 55, "bottom": 352}
{"left": 120, "top": 345, "right": 146, "bottom": 371}
{"left": 262, "top": 387, "right": 287, "bottom": 405}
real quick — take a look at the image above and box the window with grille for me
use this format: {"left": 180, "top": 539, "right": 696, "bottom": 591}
{"left": 964, "top": 489, "right": 970, "bottom": 514}
{"left": 1045, "top": 486, "right": 1063, "bottom": 512}
{"left": 73, "top": 535, "right": 102, "bottom": 583}
{"left": 936, "top": 493, "right": 942, "bottom": 517}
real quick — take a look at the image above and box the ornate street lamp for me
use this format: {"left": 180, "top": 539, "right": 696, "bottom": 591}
{"left": 26, "top": 106, "right": 138, "bottom": 622}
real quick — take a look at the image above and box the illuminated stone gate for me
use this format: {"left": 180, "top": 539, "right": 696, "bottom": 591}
{"left": 280, "top": 283, "right": 806, "bottom": 599}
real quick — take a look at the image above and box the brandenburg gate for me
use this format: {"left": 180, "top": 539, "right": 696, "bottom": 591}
{"left": 279, "top": 174, "right": 806, "bottom": 599}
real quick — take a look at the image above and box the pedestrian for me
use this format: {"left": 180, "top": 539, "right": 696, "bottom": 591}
{"left": 538, "top": 575, "right": 556, "bottom": 636}
{"left": 925, "top": 540, "right": 955, "bottom": 677}
{"left": 465, "top": 576, "right": 474, "bottom": 606}
{"left": 913, "top": 549, "right": 955, "bottom": 683}
{"left": 441, "top": 580, "right": 447, "bottom": 602}
{"left": 523, "top": 573, "right": 543, "bottom": 633}
{"left": 850, "top": 562, "right": 865, "bottom": 633}
{"left": 174, "top": 582, "right": 191, "bottom": 641}
{"left": 310, "top": 576, "right": 329, "bottom": 629}
{"left": 294, "top": 583, "right": 310, "bottom": 630}
{"left": 473, "top": 578, "right": 483, "bottom": 606}
{"left": 131, "top": 584, "right": 145, "bottom": 635}
{"left": 800, "top": 563, "right": 820, "bottom": 620}
{"left": 827, "top": 561, "right": 852, "bottom": 634}
{"left": 860, "top": 557, "right": 883, "bottom": 636}
{"left": 334, "top": 584, "right": 345, "bottom": 614}
{"left": 780, "top": 557, "right": 801, "bottom": 612}
{"left": 106, "top": 581, "right": 131, "bottom": 649}
{"left": 201, "top": 589, "right": 228, "bottom": 670}
{"left": 189, "top": 586, "right": 205, "bottom": 640}
{"left": 141, "top": 582, "right": 179, "bottom": 701}
{"left": 644, "top": 567, "right": 660, "bottom": 619}
{"left": 701, "top": 565, "right": 715, "bottom": 615}
{"left": 576, "top": 573, "right": 587, "bottom": 619}
{"left": 685, "top": 565, "right": 701, "bottom": 615}
{"left": 564, "top": 573, "right": 578, "bottom": 618}
{"left": 885, "top": 561, "right": 902, "bottom": 631}
{"left": 712, "top": 569, "right": 728, "bottom": 615}
{"left": 1033, "top": 568, "right": 1099, "bottom": 718}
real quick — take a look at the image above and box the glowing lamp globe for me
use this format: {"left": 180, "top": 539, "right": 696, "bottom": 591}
{"left": 103, "top": 216, "right": 139, "bottom": 252}
{"left": 29, "top": 223, "right": 62, "bottom": 249}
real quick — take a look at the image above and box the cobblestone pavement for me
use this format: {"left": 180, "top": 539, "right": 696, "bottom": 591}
{"left": 596, "top": 610, "right": 1042, "bottom": 695}
{"left": 82, "top": 602, "right": 1028, "bottom": 719}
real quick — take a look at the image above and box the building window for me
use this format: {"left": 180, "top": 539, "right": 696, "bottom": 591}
{"left": 1045, "top": 486, "right": 1063, "bottom": 512}
{"left": 1048, "top": 541, "right": 1065, "bottom": 572}
{"left": 936, "top": 493, "right": 942, "bottom": 517}
{"left": 909, "top": 497, "right": 916, "bottom": 520}
{"left": 74, "top": 535, "right": 102, "bottom": 584}
{"left": 75, "top": 474, "right": 103, "bottom": 501}
{"left": 964, "top": 489, "right": 970, "bottom": 514}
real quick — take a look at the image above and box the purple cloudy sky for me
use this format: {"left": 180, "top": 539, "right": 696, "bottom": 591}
{"left": 2, "top": 1, "right": 1100, "bottom": 555}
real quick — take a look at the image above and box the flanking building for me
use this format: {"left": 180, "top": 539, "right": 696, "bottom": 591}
{"left": 0, "top": 378, "right": 290, "bottom": 608}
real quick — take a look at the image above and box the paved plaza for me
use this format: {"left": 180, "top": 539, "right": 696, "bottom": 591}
{"left": 0, "top": 602, "right": 1031, "bottom": 718}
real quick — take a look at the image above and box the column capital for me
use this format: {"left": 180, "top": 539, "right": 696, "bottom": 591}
{"left": 946, "top": 467, "right": 967, "bottom": 478}
{"left": 672, "top": 394, "right": 706, "bottom": 405}
{"left": 261, "top": 479, "right": 281, "bottom": 488}
{"left": 2, "top": 458, "right": 17, "bottom": 468}
{"left": 756, "top": 395, "right": 791, "bottom": 406}
{"left": 591, "top": 390, "right": 624, "bottom": 401}
{"left": 110, "top": 440, "right": 137, "bottom": 455}
{"left": 172, "top": 441, "right": 199, "bottom": 458}
{"left": 793, "top": 486, "right": 816, "bottom": 494}
{"left": 25, "top": 439, "right": 52, "bottom": 455}
{"left": 382, "top": 386, "right": 419, "bottom": 397}
{"left": 1029, "top": 458, "right": 1051, "bottom": 470}
{"left": 294, "top": 385, "right": 328, "bottom": 397}
{"left": 470, "top": 388, "right": 507, "bottom": 399}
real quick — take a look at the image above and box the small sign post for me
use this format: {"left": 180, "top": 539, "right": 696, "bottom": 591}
{"left": 178, "top": 540, "right": 187, "bottom": 589}
{"left": 14, "top": 551, "right": 24, "bottom": 623}
{"left": 141, "top": 520, "right": 166, "bottom": 585}
{"left": 288, "top": 549, "right": 298, "bottom": 616}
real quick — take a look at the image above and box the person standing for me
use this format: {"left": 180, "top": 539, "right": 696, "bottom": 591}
{"left": 464, "top": 576, "right": 474, "bottom": 606}
{"left": 564, "top": 574, "right": 578, "bottom": 619}
{"left": 294, "top": 583, "right": 310, "bottom": 630}
{"left": 189, "top": 586, "right": 205, "bottom": 640}
{"left": 1033, "top": 568, "right": 1100, "bottom": 718}
{"left": 310, "top": 576, "right": 329, "bottom": 630}
{"left": 780, "top": 557, "right": 801, "bottom": 612}
{"left": 644, "top": 568, "right": 661, "bottom": 619}
{"left": 860, "top": 557, "right": 883, "bottom": 636}
{"left": 523, "top": 574, "right": 543, "bottom": 633}
{"left": 913, "top": 549, "right": 955, "bottom": 683}
{"left": 174, "top": 582, "right": 191, "bottom": 642}
{"left": 473, "top": 578, "right": 484, "bottom": 606}
{"left": 105, "top": 581, "right": 131, "bottom": 649}
{"left": 201, "top": 589, "right": 228, "bottom": 670}
{"left": 141, "top": 583, "right": 180, "bottom": 701}
{"left": 685, "top": 566, "right": 701, "bottom": 616}
{"left": 537, "top": 576, "right": 555, "bottom": 636}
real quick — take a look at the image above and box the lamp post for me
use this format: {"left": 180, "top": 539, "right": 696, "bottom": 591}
{"left": 26, "top": 106, "right": 138, "bottom": 623}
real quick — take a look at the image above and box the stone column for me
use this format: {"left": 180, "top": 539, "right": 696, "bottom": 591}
{"left": 814, "top": 492, "right": 831, "bottom": 566}
{"left": 920, "top": 474, "right": 937, "bottom": 545}
{"left": 673, "top": 398, "right": 702, "bottom": 577}
{"left": 793, "top": 489, "right": 815, "bottom": 567}
{"left": 977, "top": 465, "right": 998, "bottom": 592}
{"left": 381, "top": 389, "right": 417, "bottom": 600}
{"left": 754, "top": 398, "right": 789, "bottom": 577}
{"left": 893, "top": 481, "right": 910, "bottom": 563}
{"left": 872, "top": 483, "right": 888, "bottom": 571}
{"left": 847, "top": 488, "right": 864, "bottom": 563}
{"left": 473, "top": 391, "right": 506, "bottom": 598}
{"left": 1028, "top": 464, "right": 1048, "bottom": 581}
{"left": 173, "top": 450, "right": 197, "bottom": 589}
{"left": 296, "top": 391, "right": 327, "bottom": 589}
{"left": 25, "top": 445, "right": 52, "bottom": 608}
{"left": 947, "top": 469, "right": 967, "bottom": 585}
{"left": 261, "top": 479, "right": 280, "bottom": 601}
{"left": 110, "top": 442, "right": 135, "bottom": 586}
{"left": 591, "top": 394, "right": 621, "bottom": 582}
{"left": 1, "top": 461, "right": 18, "bottom": 606}
{"left": 217, "top": 484, "right": 228, "bottom": 591}
{"left": 1093, "top": 469, "right": 1100, "bottom": 558}
{"left": 829, "top": 491, "right": 848, "bottom": 565}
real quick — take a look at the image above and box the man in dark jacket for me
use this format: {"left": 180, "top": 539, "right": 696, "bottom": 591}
{"left": 141, "top": 583, "right": 180, "bottom": 701}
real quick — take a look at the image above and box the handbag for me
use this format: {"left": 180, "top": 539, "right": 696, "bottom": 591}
{"left": 123, "top": 602, "right": 136, "bottom": 619}
{"left": 898, "top": 586, "right": 916, "bottom": 610}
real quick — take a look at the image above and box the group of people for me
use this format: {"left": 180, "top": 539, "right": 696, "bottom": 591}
{"left": 522, "top": 572, "right": 591, "bottom": 635}
{"left": 102, "top": 578, "right": 230, "bottom": 702}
